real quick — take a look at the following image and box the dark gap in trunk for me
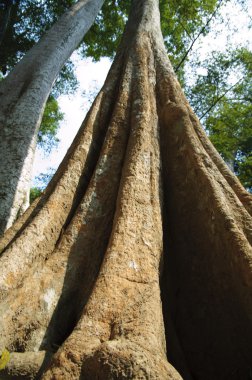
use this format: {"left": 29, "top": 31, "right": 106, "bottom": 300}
{"left": 160, "top": 197, "right": 195, "bottom": 380}
{"left": 40, "top": 219, "right": 113, "bottom": 352}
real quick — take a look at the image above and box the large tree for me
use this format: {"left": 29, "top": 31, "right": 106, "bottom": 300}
{"left": 0, "top": 0, "right": 252, "bottom": 379}
{"left": 0, "top": 0, "right": 105, "bottom": 235}
{"left": 0, "top": 0, "right": 226, "bottom": 234}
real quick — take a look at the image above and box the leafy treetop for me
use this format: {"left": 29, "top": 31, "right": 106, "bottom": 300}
{"left": 0, "top": 0, "right": 220, "bottom": 80}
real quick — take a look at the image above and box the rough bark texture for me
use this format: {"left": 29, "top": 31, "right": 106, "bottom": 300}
{"left": 0, "top": 0, "right": 105, "bottom": 235}
{"left": 0, "top": 0, "right": 252, "bottom": 379}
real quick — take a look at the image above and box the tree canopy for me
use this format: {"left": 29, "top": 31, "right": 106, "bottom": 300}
{"left": 1, "top": 0, "right": 251, "bottom": 194}
{"left": 0, "top": 0, "right": 220, "bottom": 76}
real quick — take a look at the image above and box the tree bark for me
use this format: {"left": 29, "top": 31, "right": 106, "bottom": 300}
{"left": 0, "top": 0, "right": 252, "bottom": 379}
{"left": 0, "top": 0, "right": 105, "bottom": 235}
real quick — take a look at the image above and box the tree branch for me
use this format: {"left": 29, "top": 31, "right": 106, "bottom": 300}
{"left": 199, "top": 79, "right": 242, "bottom": 120}
{"left": 175, "top": 0, "right": 224, "bottom": 72}
{"left": 176, "top": 18, "right": 193, "bottom": 40}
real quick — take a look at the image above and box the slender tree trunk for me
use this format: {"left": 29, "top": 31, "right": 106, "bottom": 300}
{"left": 0, "top": 0, "right": 105, "bottom": 235}
{"left": 0, "top": 0, "right": 252, "bottom": 379}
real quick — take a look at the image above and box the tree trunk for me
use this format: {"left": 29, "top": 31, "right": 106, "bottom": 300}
{"left": 0, "top": 0, "right": 105, "bottom": 235}
{"left": 0, "top": 0, "right": 252, "bottom": 379}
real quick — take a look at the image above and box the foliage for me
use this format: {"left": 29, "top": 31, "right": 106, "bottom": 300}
{"left": 207, "top": 100, "right": 252, "bottom": 188}
{"left": 30, "top": 166, "right": 55, "bottom": 204}
{"left": 0, "top": 0, "right": 78, "bottom": 94}
{"left": 0, "top": 0, "right": 226, "bottom": 135}
{"left": 0, "top": 0, "right": 75, "bottom": 71}
{"left": 83, "top": 0, "right": 222, "bottom": 82}
{"left": 159, "top": 0, "right": 222, "bottom": 71}
{"left": 186, "top": 48, "right": 252, "bottom": 190}
{"left": 0, "top": 0, "right": 221, "bottom": 79}
{"left": 29, "top": 187, "right": 42, "bottom": 203}
{"left": 38, "top": 95, "right": 64, "bottom": 154}
{"left": 1, "top": 0, "right": 251, "bottom": 190}
{"left": 1, "top": 0, "right": 223, "bottom": 159}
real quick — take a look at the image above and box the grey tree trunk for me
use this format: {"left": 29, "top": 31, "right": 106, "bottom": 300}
{"left": 0, "top": 0, "right": 105, "bottom": 235}
{"left": 0, "top": 0, "right": 252, "bottom": 379}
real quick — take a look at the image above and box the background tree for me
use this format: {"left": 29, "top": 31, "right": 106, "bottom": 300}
{"left": 0, "top": 0, "right": 251, "bottom": 379}
{"left": 0, "top": 0, "right": 105, "bottom": 234}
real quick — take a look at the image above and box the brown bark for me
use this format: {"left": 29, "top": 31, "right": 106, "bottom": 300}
{"left": 0, "top": 0, "right": 252, "bottom": 379}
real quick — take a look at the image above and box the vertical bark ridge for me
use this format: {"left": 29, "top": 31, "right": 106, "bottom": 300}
{"left": 0, "top": 53, "right": 133, "bottom": 356}
{"left": 39, "top": 55, "right": 135, "bottom": 352}
{"left": 154, "top": 52, "right": 252, "bottom": 217}
{"left": 41, "top": 27, "right": 181, "bottom": 380}
{"left": 149, "top": 7, "right": 252, "bottom": 379}
{"left": 0, "top": 94, "right": 103, "bottom": 300}
{"left": 159, "top": 83, "right": 252, "bottom": 379}
{"left": 189, "top": 112, "right": 252, "bottom": 215}
{"left": 0, "top": 50, "right": 127, "bottom": 301}
{"left": 0, "top": 196, "right": 41, "bottom": 253}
